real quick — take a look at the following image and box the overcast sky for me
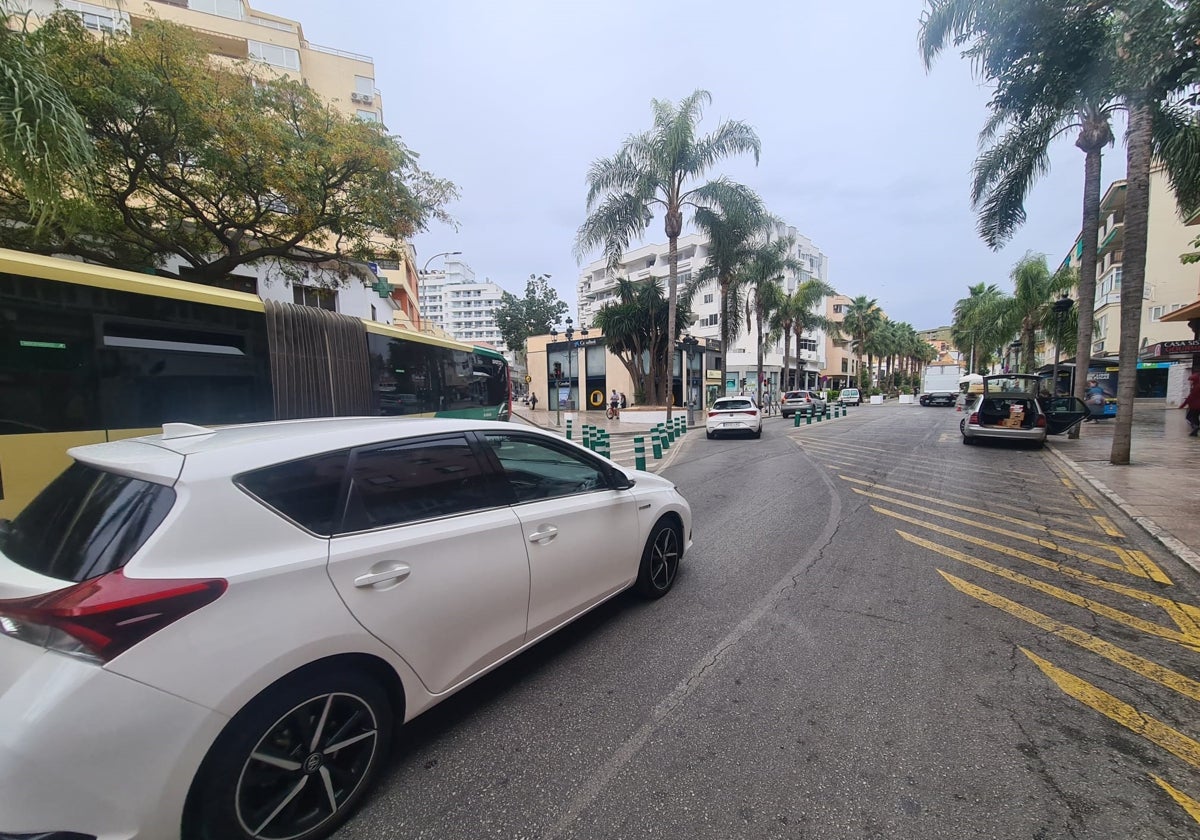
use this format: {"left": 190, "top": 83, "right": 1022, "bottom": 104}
{"left": 258, "top": 0, "right": 1128, "bottom": 329}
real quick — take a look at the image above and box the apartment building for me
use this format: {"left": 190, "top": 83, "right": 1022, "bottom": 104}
{"left": 822, "top": 294, "right": 859, "bottom": 389}
{"left": 418, "top": 258, "right": 506, "bottom": 350}
{"left": 17, "top": 0, "right": 423, "bottom": 331}
{"left": 577, "top": 226, "right": 831, "bottom": 397}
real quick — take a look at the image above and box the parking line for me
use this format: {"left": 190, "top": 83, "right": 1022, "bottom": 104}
{"left": 937, "top": 571, "right": 1200, "bottom": 699}
{"left": 1075, "top": 494, "right": 1098, "bottom": 510}
{"left": 1152, "top": 776, "right": 1200, "bottom": 825}
{"left": 1022, "top": 648, "right": 1200, "bottom": 769}
{"left": 908, "top": 535, "right": 1200, "bottom": 649}
{"left": 843, "top": 476, "right": 1106, "bottom": 542}
{"left": 857, "top": 490, "right": 1170, "bottom": 583}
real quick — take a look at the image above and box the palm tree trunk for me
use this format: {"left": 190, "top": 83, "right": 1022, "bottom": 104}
{"left": 755, "top": 309, "right": 765, "bottom": 407}
{"left": 719, "top": 277, "right": 730, "bottom": 399}
{"left": 781, "top": 327, "right": 791, "bottom": 394}
{"left": 1070, "top": 135, "right": 1106, "bottom": 439}
{"left": 665, "top": 233, "right": 678, "bottom": 418}
{"left": 1111, "top": 100, "right": 1152, "bottom": 465}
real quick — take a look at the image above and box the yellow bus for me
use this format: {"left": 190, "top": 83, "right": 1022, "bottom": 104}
{"left": 0, "top": 248, "right": 510, "bottom": 517}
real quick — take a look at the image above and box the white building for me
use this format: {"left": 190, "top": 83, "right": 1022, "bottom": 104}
{"left": 577, "top": 226, "right": 830, "bottom": 397}
{"left": 417, "top": 257, "right": 505, "bottom": 348}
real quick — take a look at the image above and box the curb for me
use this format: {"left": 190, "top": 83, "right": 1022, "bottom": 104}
{"left": 1045, "top": 443, "right": 1200, "bottom": 575}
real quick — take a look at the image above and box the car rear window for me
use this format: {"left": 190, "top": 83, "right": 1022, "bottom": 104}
{"left": 0, "top": 462, "right": 175, "bottom": 582}
{"left": 715, "top": 399, "right": 753, "bottom": 410}
{"left": 784, "top": 391, "right": 803, "bottom": 399}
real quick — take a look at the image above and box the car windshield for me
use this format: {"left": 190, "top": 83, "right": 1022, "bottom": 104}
{"left": 984, "top": 376, "right": 1040, "bottom": 397}
{"left": 715, "top": 399, "right": 753, "bottom": 411}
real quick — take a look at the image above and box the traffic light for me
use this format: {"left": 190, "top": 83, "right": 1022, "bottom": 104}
{"left": 553, "top": 362, "right": 562, "bottom": 381}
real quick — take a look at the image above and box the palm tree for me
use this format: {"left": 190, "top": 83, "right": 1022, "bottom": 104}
{"left": 0, "top": 4, "right": 93, "bottom": 223}
{"left": 917, "top": 0, "right": 1200, "bottom": 462}
{"left": 689, "top": 193, "right": 769, "bottom": 393}
{"left": 592, "top": 277, "right": 693, "bottom": 404}
{"left": 769, "top": 278, "right": 837, "bottom": 391}
{"left": 951, "top": 282, "right": 1008, "bottom": 374}
{"left": 842, "top": 296, "right": 882, "bottom": 391}
{"left": 741, "top": 237, "right": 798, "bottom": 406}
{"left": 576, "top": 89, "right": 761, "bottom": 419}
{"left": 1002, "top": 254, "right": 1075, "bottom": 375}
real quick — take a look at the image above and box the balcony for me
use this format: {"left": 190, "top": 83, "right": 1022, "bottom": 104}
{"left": 1098, "top": 213, "right": 1124, "bottom": 255}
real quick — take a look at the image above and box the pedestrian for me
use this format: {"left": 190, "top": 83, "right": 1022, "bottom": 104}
{"left": 529, "top": 392, "right": 538, "bottom": 411}
{"left": 1084, "top": 379, "right": 1105, "bottom": 422}
{"left": 1181, "top": 372, "right": 1200, "bottom": 437}
{"left": 619, "top": 392, "right": 627, "bottom": 409}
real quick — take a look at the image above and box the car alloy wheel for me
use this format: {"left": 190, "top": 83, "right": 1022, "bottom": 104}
{"left": 234, "top": 692, "right": 380, "bottom": 839}
{"left": 636, "top": 520, "right": 680, "bottom": 598}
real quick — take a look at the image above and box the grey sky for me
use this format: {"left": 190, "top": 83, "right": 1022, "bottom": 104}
{"left": 258, "top": 0, "right": 1127, "bottom": 329}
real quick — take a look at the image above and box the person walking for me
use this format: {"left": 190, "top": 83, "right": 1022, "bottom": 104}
{"left": 528, "top": 392, "right": 538, "bottom": 411}
{"left": 1181, "top": 372, "right": 1200, "bottom": 437}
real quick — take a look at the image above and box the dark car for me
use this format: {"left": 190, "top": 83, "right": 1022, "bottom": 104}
{"left": 919, "top": 391, "right": 957, "bottom": 407}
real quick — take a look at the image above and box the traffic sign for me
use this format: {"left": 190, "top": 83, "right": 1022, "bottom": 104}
{"left": 524, "top": 374, "right": 532, "bottom": 384}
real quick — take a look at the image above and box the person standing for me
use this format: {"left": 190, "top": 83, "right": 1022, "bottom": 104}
{"left": 1181, "top": 373, "right": 1200, "bottom": 437}
{"left": 529, "top": 392, "right": 538, "bottom": 411}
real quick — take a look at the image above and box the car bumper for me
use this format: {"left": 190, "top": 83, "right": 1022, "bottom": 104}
{"left": 706, "top": 420, "right": 759, "bottom": 433}
{"left": 0, "top": 636, "right": 226, "bottom": 840}
{"left": 964, "top": 425, "right": 1047, "bottom": 443}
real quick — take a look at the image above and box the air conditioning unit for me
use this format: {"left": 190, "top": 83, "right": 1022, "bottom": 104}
{"left": 351, "top": 92, "right": 374, "bottom": 104}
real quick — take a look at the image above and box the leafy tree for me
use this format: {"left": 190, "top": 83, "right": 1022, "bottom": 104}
{"left": 688, "top": 191, "right": 769, "bottom": 392}
{"left": 0, "top": 14, "right": 457, "bottom": 283}
{"left": 1003, "top": 253, "right": 1075, "bottom": 374}
{"left": 576, "top": 89, "right": 760, "bottom": 414}
{"left": 591, "top": 277, "right": 692, "bottom": 405}
{"left": 0, "top": 3, "right": 92, "bottom": 225}
{"left": 842, "top": 295, "right": 882, "bottom": 390}
{"left": 951, "top": 282, "right": 1009, "bottom": 374}
{"left": 494, "top": 273, "right": 568, "bottom": 356}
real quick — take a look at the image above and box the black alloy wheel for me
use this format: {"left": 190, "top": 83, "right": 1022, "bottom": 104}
{"left": 636, "top": 520, "right": 681, "bottom": 598}
{"left": 187, "top": 670, "right": 393, "bottom": 840}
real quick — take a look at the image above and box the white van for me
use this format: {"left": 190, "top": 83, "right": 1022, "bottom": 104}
{"left": 839, "top": 387, "right": 862, "bottom": 406}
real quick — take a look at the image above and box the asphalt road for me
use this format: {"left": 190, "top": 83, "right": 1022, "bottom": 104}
{"left": 338, "top": 403, "right": 1200, "bottom": 839}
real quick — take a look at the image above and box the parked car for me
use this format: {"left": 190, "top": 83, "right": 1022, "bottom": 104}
{"left": 706, "top": 396, "right": 762, "bottom": 438}
{"left": 837, "top": 387, "right": 862, "bottom": 406}
{"left": 780, "top": 390, "right": 828, "bottom": 418}
{"left": 919, "top": 391, "right": 956, "bottom": 407}
{"left": 960, "top": 375, "right": 1089, "bottom": 448}
{"left": 0, "top": 417, "right": 692, "bottom": 840}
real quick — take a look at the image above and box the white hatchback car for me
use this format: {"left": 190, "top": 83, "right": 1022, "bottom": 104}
{"left": 706, "top": 396, "right": 762, "bottom": 439}
{"left": 0, "top": 418, "right": 692, "bottom": 840}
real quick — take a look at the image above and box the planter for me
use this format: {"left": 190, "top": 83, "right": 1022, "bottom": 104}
{"left": 869, "top": 395, "right": 884, "bottom": 405}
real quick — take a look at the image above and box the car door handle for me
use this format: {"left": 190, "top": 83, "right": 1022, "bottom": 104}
{"left": 354, "top": 564, "right": 411, "bottom": 588}
{"left": 528, "top": 526, "right": 558, "bottom": 544}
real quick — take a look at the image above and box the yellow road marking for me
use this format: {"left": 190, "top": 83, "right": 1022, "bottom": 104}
{"left": 795, "top": 439, "right": 895, "bottom": 455}
{"left": 1075, "top": 493, "right": 1097, "bottom": 510}
{"left": 1022, "top": 648, "right": 1200, "bottom": 768}
{"left": 1061, "top": 476, "right": 1078, "bottom": 490}
{"left": 845, "top": 476, "right": 1108, "bottom": 543}
{"left": 858, "top": 489, "right": 1171, "bottom": 583}
{"left": 901, "top": 527, "right": 1200, "bottom": 634}
{"left": 939, "top": 432, "right": 957, "bottom": 443}
{"left": 1092, "top": 515, "right": 1122, "bottom": 537}
{"left": 913, "top": 535, "right": 1200, "bottom": 649}
{"left": 938, "top": 572, "right": 1200, "bottom": 698}
{"left": 1152, "top": 776, "right": 1200, "bottom": 825}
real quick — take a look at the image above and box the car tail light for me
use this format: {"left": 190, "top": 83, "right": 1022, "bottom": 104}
{"left": 0, "top": 569, "right": 226, "bottom": 664}
{"left": 1036, "top": 415, "right": 1047, "bottom": 428}
{"left": 737, "top": 410, "right": 758, "bottom": 416}
{"left": 708, "top": 410, "right": 719, "bottom": 418}
{"left": 969, "top": 412, "right": 979, "bottom": 424}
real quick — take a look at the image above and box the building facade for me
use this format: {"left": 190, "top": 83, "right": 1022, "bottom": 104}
{"left": 417, "top": 258, "right": 506, "bottom": 349}
{"left": 821, "top": 294, "right": 858, "bottom": 389}
{"left": 577, "top": 226, "right": 832, "bottom": 401}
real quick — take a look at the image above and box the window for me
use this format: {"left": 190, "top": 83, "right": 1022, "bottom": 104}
{"left": 1150, "top": 306, "right": 1164, "bottom": 321}
{"left": 356, "top": 110, "right": 380, "bottom": 122}
{"left": 841, "top": 359, "right": 849, "bottom": 373}
{"left": 293, "top": 285, "right": 337, "bottom": 312}
{"left": 354, "top": 75, "right": 375, "bottom": 96}
{"left": 483, "top": 434, "right": 608, "bottom": 503}
{"left": 2, "top": 463, "right": 175, "bottom": 582}
{"left": 188, "top": 0, "right": 244, "bottom": 20}
{"left": 833, "top": 304, "right": 844, "bottom": 313}
{"left": 797, "top": 338, "right": 817, "bottom": 352}
{"left": 63, "top": 1, "right": 123, "bottom": 33}
{"left": 703, "top": 293, "right": 714, "bottom": 304}
{"left": 341, "top": 436, "right": 496, "bottom": 531}
{"left": 248, "top": 40, "right": 300, "bottom": 71}
{"left": 238, "top": 451, "right": 350, "bottom": 536}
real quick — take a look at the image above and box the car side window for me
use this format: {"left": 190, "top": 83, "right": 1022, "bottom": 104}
{"left": 341, "top": 435, "right": 496, "bottom": 532}
{"left": 238, "top": 451, "right": 350, "bottom": 536}
{"left": 483, "top": 433, "right": 609, "bottom": 503}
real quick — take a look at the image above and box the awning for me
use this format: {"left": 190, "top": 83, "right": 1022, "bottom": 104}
{"left": 1161, "top": 298, "right": 1200, "bottom": 323}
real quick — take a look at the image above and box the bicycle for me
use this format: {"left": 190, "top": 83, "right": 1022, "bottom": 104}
{"left": 606, "top": 404, "right": 620, "bottom": 420}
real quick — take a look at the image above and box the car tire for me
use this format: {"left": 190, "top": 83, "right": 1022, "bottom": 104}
{"left": 706, "top": 430, "right": 714, "bottom": 439}
{"left": 186, "top": 667, "right": 394, "bottom": 840}
{"left": 962, "top": 435, "right": 974, "bottom": 445}
{"left": 635, "top": 518, "right": 681, "bottom": 599}
{"left": 753, "top": 427, "right": 762, "bottom": 438}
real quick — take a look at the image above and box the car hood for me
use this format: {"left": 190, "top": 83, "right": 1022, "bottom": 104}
{"left": 621, "top": 468, "right": 675, "bottom": 493}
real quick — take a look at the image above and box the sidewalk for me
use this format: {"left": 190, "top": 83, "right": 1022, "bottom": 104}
{"left": 1046, "top": 401, "right": 1200, "bottom": 573}
{"left": 511, "top": 405, "right": 699, "bottom": 473}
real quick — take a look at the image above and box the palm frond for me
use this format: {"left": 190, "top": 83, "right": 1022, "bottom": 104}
{"left": 917, "top": 0, "right": 982, "bottom": 70}
{"left": 573, "top": 190, "right": 653, "bottom": 265}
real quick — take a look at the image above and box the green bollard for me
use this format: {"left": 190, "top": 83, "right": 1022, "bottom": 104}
{"left": 565, "top": 419, "right": 573, "bottom": 440}
{"left": 634, "top": 436, "right": 646, "bottom": 471}
{"left": 666, "top": 421, "right": 676, "bottom": 444}
{"left": 679, "top": 417, "right": 687, "bottom": 435}
{"left": 652, "top": 431, "right": 663, "bottom": 459}
{"left": 816, "top": 409, "right": 823, "bottom": 422}
{"left": 659, "top": 424, "right": 671, "bottom": 450}
{"left": 806, "top": 412, "right": 813, "bottom": 425}
{"left": 793, "top": 411, "right": 800, "bottom": 427}
{"left": 582, "top": 426, "right": 591, "bottom": 449}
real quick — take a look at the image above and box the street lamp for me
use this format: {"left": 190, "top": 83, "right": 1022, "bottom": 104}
{"left": 1051, "top": 293, "right": 1075, "bottom": 399}
{"left": 421, "top": 250, "right": 462, "bottom": 273}
{"left": 550, "top": 317, "right": 588, "bottom": 427}
{"left": 679, "top": 334, "right": 700, "bottom": 411}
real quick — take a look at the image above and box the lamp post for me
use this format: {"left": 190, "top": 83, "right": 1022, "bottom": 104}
{"left": 679, "top": 334, "right": 699, "bottom": 412}
{"left": 550, "top": 317, "right": 588, "bottom": 427}
{"left": 1051, "top": 294, "right": 1075, "bottom": 398}
{"left": 421, "top": 250, "right": 462, "bottom": 273}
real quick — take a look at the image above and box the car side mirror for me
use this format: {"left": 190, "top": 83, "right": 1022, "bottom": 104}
{"left": 611, "top": 471, "right": 636, "bottom": 491}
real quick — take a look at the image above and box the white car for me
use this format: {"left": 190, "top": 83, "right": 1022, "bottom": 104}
{"left": 706, "top": 396, "right": 762, "bottom": 439}
{"left": 0, "top": 417, "right": 692, "bottom": 840}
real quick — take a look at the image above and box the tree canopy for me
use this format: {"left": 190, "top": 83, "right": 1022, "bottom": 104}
{"left": 494, "top": 273, "right": 568, "bottom": 355}
{"left": 0, "top": 14, "right": 457, "bottom": 282}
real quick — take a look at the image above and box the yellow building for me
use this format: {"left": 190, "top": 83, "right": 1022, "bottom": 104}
{"left": 822, "top": 294, "right": 859, "bottom": 389}
{"left": 17, "top": 0, "right": 422, "bottom": 331}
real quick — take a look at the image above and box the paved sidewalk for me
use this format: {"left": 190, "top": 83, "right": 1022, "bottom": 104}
{"left": 511, "top": 406, "right": 699, "bottom": 474}
{"left": 1046, "top": 401, "right": 1200, "bottom": 573}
